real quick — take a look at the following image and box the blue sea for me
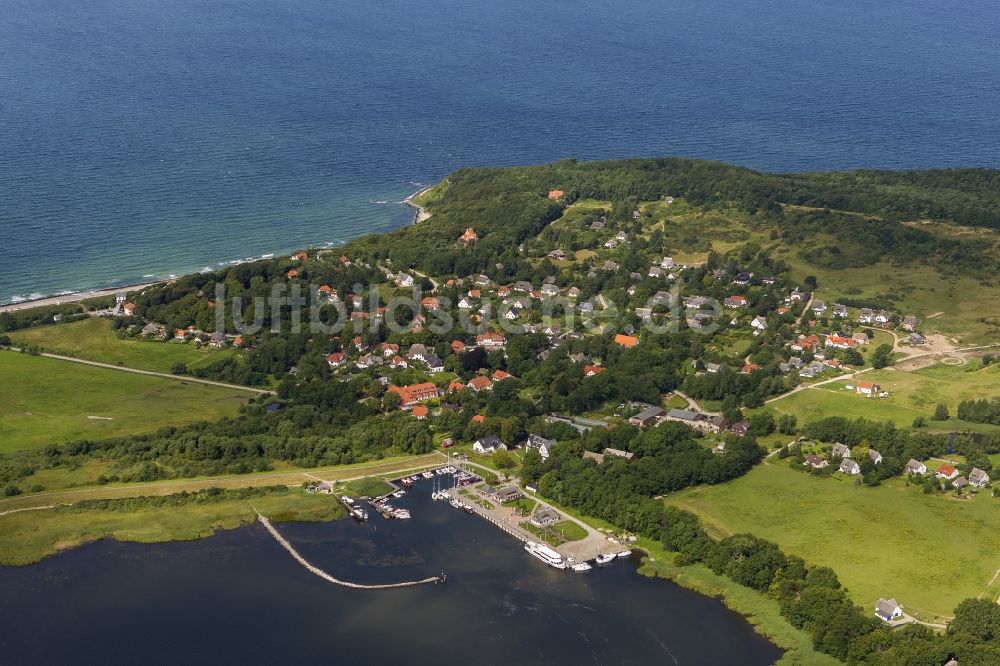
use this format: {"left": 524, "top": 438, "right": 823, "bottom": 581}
{"left": 2, "top": 0, "right": 998, "bottom": 303}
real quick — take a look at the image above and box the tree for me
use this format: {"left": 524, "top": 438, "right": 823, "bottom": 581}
{"left": 382, "top": 391, "right": 402, "bottom": 412}
{"left": 170, "top": 361, "right": 188, "bottom": 375}
{"left": 778, "top": 414, "right": 798, "bottom": 435}
{"left": 870, "top": 344, "right": 893, "bottom": 369}
{"left": 912, "top": 416, "right": 927, "bottom": 428}
{"left": 933, "top": 403, "right": 949, "bottom": 421}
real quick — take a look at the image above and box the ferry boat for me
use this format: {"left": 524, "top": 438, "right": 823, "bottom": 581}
{"left": 524, "top": 542, "right": 566, "bottom": 570}
{"left": 571, "top": 562, "right": 592, "bottom": 572}
{"left": 594, "top": 553, "right": 616, "bottom": 565}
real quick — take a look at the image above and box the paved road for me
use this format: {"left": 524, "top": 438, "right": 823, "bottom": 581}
{"left": 0, "top": 283, "right": 158, "bottom": 313}
{"left": 6, "top": 347, "right": 268, "bottom": 394}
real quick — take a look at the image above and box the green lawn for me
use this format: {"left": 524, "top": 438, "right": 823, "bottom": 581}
{"left": 666, "top": 462, "right": 1000, "bottom": 621}
{"left": 341, "top": 476, "right": 394, "bottom": 498}
{"left": 765, "top": 362, "right": 1000, "bottom": 432}
{"left": 9, "top": 318, "right": 235, "bottom": 373}
{"left": 0, "top": 351, "right": 252, "bottom": 452}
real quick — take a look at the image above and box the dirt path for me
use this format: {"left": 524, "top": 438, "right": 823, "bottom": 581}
{"left": 0, "top": 454, "right": 448, "bottom": 513}
{"left": 7, "top": 347, "right": 268, "bottom": 394}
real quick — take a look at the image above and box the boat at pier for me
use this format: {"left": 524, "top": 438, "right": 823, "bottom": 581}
{"left": 524, "top": 542, "right": 565, "bottom": 570}
{"left": 595, "top": 553, "right": 615, "bottom": 565}
{"left": 616, "top": 549, "right": 632, "bottom": 559}
{"left": 571, "top": 562, "right": 592, "bottom": 572}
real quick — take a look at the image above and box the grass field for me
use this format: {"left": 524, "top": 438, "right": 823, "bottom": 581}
{"left": 0, "top": 351, "right": 251, "bottom": 452}
{"left": 0, "top": 489, "right": 343, "bottom": 566}
{"left": 666, "top": 462, "right": 1000, "bottom": 621}
{"left": 9, "top": 318, "right": 235, "bottom": 373}
{"left": 342, "top": 476, "right": 394, "bottom": 497}
{"left": 765, "top": 361, "right": 1000, "bottom": 432}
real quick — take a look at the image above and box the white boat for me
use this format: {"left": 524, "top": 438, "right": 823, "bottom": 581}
{"left": 595, "top": 553, "right": 616, "bottom": 565}
{"left": 394, "top": 509, "right": 411, "bottom": 519}
{"left": 422, "top": 471, "right": 434, "bottom": 479}
{"left": 525, "top": 542, "right": 566, "bottom": 570}
{"left": 449, "top": 498, "right": 461, "bottom": 509}
{"left": 571, "top": 562, "right": 592, "bottom": 572}
{"left": 616, "top": 549, "right": 632, "bottom": 559}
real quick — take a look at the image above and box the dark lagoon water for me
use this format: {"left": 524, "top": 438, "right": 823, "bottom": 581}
{"left": 0, "top": 482, "right": 781, "bottom": 664}
{"left": 2, "top": 0, "right": 999, "bottom": 302}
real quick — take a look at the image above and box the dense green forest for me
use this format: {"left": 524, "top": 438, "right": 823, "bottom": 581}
{"left": 343, "top": 158, "right": 1000, "bottom": 277}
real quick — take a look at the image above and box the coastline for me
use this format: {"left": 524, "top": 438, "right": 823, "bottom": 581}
{"left": 404, "top": 185, "right": 433, "bottom": 224}
{"left": 0, "top": 283, "right": 161, "bottom": 314}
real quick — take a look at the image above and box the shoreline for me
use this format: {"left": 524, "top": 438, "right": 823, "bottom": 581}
{"left": 0, "top": 283, "right": 161, "bottom": 314}
{"left": 404, "top": 185, "right": 433, "bottom": 224}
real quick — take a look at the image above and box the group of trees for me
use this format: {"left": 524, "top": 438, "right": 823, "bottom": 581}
{"left": 528, "top": 421, "right": 997, "bottom": 664}
{"left": 957, "top": 397, "right": 1000, "bottom": 425}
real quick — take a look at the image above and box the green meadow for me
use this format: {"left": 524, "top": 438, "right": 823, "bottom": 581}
{"left": 0, "top": 351, "right": 251, "bottom": 452}
{"left": 9, "top": 318, "right": 234, "bottom": 373}
{"left": 0, "top": 489, "right": 343, "bottom": 566}
{"left": 765, "top": 361, "right": 1000, "bottom": 432}
{"left": 666, "top": 462, "right": 1000, "bottom": 621}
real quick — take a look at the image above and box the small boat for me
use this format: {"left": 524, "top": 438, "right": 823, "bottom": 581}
{"left": 463, "top": 504, "right": 474, "bottom": 514}
{"left": 524, "top": 542, "right": 566, "bottom": 570}
{"left": 422, "top": 471, "right": 434, "bottom": 479}
{"left": 394, "top": 509, "right": 411, "bottom": 519}
{"left": 571, "top": 562, "right": 592, "bottom": 572}
{"left": 616, "top": 550, "right": 632, "bottom": 559}
{"left": 595, "top": 553, "right": 616, "bottom": 565}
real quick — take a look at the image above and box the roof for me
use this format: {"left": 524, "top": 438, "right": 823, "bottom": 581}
{"left": 667, "top": 408, "right": 699, "bottom": 421}
{"left": 614, "top": 334, "right": 638, "bottom": 348}
{"left": 467, "top": 376, "right": 493, "bottom": 390}
{"left": 875, "top": 598, "right": 901, "bottom": 616}
{"left": 938, "top": 464, "right": 957, "bottom": 476}
{"left": 633, "top": 406, "right": 665, "bottom": 421}
{"left": 412, "top": 405, "right": 428, "bottom": 417}
{"left": 547, "top": 189, "right": 565, "bottom": 200}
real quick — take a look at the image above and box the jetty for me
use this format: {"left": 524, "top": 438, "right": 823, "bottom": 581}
{"left": 255, "top": 511, "right": 444, "bottom": 590}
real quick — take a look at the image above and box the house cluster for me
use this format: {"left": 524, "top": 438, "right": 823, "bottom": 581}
{"left": 473, "top": 433, "right": 558, "bottom": 460}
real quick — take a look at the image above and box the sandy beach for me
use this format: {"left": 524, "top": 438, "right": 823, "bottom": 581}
{"left": 0, "top": 283, "right": 159, "bottom": 314}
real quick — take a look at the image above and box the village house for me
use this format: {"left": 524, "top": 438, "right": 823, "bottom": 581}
{"left": 906, "top": 459, "right": 928, "bottom": 475}
{"left": 804, "top": 454, "right": 829, "bottom": 469}
{"left": 648, "top": 266, "right": 663, "bottom": 278}
{"left": 491, "top": 369, "right": 513, "bottom": 382}
{"left": 540, "top": 283, "right": 560, "bottom": 297}
{"left": 788, "top": 287, "right": 805, "bottom": 302}
{"left": 875, "top": 599, "right": 903, "bottom": 622}
{"left": 412, "top": 405, "right": 429, "bottom": 420}
{"left": 467, "top": 375, "right": 493, "bottom": 392}
{"left": 856, "top": 380, "right": 880, "bottom": 397}
{"left": 583, "top": 364, "right": 605, "bottom": 377}
{"left": 733, "top": 271, "right": 752, "bottom": 286}
{"left": 629, "top": 406, "right": 665, "bottom": 428}
{"left": 852, "top": 332, "right": 869, "bottom": 345}
{"left": 395, "top": 272, "right": 414, "bottom": 287}
{"left": 566, "top": 286, "right": 581, "bottom": 298}
{"left": 907, "top": 332, "right": 927, "bottom": 345}
{"left": 712, "top": 442, "right": 727, "bottom": 455}
{"left": 832, "top": 303, "right": 848, "bottom": 319}
{"left": 327, "top": 351, "right": 346, "bottom": 367}
{"left": 477, "top": 330, "right": 506, "bottom": 348}
{"left": 522, "top": 434, "right": 557, "bottom": 459}
{"left": 750, "top": 316, "right": 768, "bottom": 334}
{"left": 547, "top": 189, "right": 564, "bottom": 200}
{"left": 389, "top": 355, "right": 408, "bottom": 369}
{"left": 832, "top": 442, "right": 851, "bottom": 458}
{"left": 868, "top": 449, "right": 883, "bottom": 465}
{"left": 875, "top": 310, "right": 891, "bottom": 325}
{"left": 969, "top": 467, "right": 990, "bottom": 488}
{"left": 660, "top": 256, "right": 676, "bottom": 269}
{"left": 603, "top": 260, "right": 619, "bottom": 272}
{"left": 791, "top": 334, "right": 821, "bottom": 352}
{"left": 459, "top": 228, "right": 478, "bottom": 243}
{"left": 839, "top": 458, "right": 861, "bottom": 475}
{"left": 530, "top": 507, "right": 561, "bottom": 527}
{"left": 724, "top": 295, "right": 747, "bottom": 308}
{"left": 811, "top": 300, "right": 827, "bottom": 316}
{"left": 858, "top": 308, "right": 875, "bottom": 324}
{"left": 386, "top": 382, "right": 439, "bottom": 408}
{"left": 826, "top": 335, "right": 857, "bottom": 349}
{"left": 614, "top": 333, "right": 639, "bottom": 348}
{"left": 547, "top": 248, "right": 566, "bottom": 260}
{"left": 901, "top": 315, "right": 918, "bottom": 331}
{"left": 936, "top": 464, "right": 959, "bottom": 480}
{"left": 473, "top": 435, "right": 506, "bottom": 454}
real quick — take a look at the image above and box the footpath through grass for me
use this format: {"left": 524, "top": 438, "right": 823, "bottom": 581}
{"left": 9, "top": 318, "right": 235, "bottom": 373}
{"left": 667, "top": 461, "right": 1000, "bottom": 621}
{"left": 0, "top": 351, "right": 251, "bottom": 452}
